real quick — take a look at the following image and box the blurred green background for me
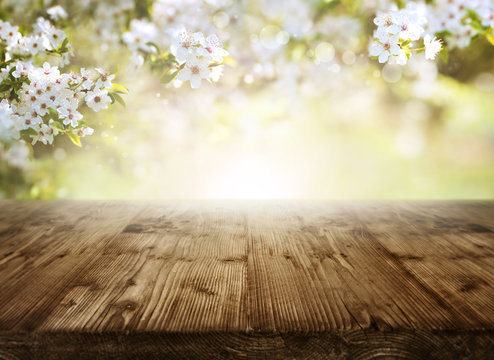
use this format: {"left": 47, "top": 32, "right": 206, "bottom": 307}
{"left": 2, "top": 0, "right": 494, "bottom": 199}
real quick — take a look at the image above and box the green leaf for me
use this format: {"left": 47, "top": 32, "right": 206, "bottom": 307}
{"left": 145, "top": 41, "right": 161, "bottom": 54}
{"left": 466, "top": 9, "right": 481, "bottom": 23}
{"left": 0, "top": 82, "right": 11, "bottom": 92}
{"left": 439, "top": 47, "right": 449, "bottom": 64}
{"left": 48, "top": 107, "right": 59, "bottom": 121}
{"left": 61, "top": 37, "right": 69, "bottom": 49}
{"left": 8, "top": 66, "right": 16, "bottom": 79}
{"left": 67, "top": 132, "right": 82, "bottom": 147}
{"left": 21, "top": 128, "right": 38, "bottom": 136}
{"left": 134, "top": 0, "right": 153, "bottom": 18}
{"left": 78, "top": 120, "right": 89, "bottom": 127}
{"left": 161, "top": 70, "right": 178, "bottom": 84}
{"left": 436, "top": 30, "right": 453, "bottom": 38}
{"left": 111, "top": 82, "right": 129, "bottom": 93}
{"left": 51, "top": 121, "right": 65, "bottom": 132}
{"left": 9, "top": 88, "right": 19, "bottom": 101}
{"left": 394, "top": 0, "right": 406, "bottom": 9}
{"left": 0, "top": 59, "right": 14, "bottom": 69}
{"left": 159, "top": 52, "right": 178, "bottom": 65}
{"left": 111, "top": 92, "right": 126, "bottom": 108}
{"left": 401, "top": 39, "right": 411, "bottom": 48}
{"left": 56, "top": 38, "right": 70, "bottom": 54}
{"left": 222, "top": 55, "right": 237, "bottom": 67}
{"left": 486, "top": 32, "right": 494, "bottom": 46}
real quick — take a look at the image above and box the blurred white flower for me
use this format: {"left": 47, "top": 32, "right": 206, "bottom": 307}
{"left": 12, "top": 62, "right": 30, "bottom": 78}
{"left": 394, "top": 12, "right": 424, "bottom": 41}
{"left": 94, "top": 68, "right": 115, "bottom": 90}
{"left": 369, "top": 36, "right": 401, "bottom": 64}
{"left": 197, "top": 34, "right": 229, "bottom": 62}
{"left": 178, "top": 56, "right": 211, "bottom": 88}
{"left": 122, "top": 19, "right": 158, "bottom": 53}
{"left": 47, "top": 5, "right": 68, "bottom": 21}
{"left": 80, "top": 68, "right": 94, "bottom": 90}
{"left": 24, "top": 36, "right": 44, "bottom": 55}
{"left": 210, "top": 64, "right": 224, "bottom": 82}
{"left": 2, "top": 141, "right": 30, "bottom": 169}
{"left": 45, "top": 27, "right": 66, "bottom": 50}
{"left": 73, "top": 127, "right": 94, "bottom": 137}
{"left": 58, "top": 108, "right": 83, "bottom": 127}
{"left": 424, "top": 34, "right": 442, "bottom": 60}
{"left": 171, "top": 30, "right": 203, "bottom": 63}
{"left": 129, "top": 52, "right": 144, "bottom": 72}
{"left": 31, "top": 122, "right": 58, "bottom": 145}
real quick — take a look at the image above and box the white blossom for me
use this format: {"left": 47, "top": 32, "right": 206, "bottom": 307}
{"left": 171, "top": 30, "right": 204, "bottom": 63}
{"left": 85, "top": 89, "right": 111, "bottom": 112}
{"left": 122, "top": 19, "right": 158, "bottom": 53}
{"left": 424, "top": 35, "right": 442, "bottom": 60}
{"left": 129, "top": 52, "right": 144, "bottom": 72}
{"left": 80, "top": 68, "right": 94, "bottom": 90}
{"left": 0, "top": 15, "right": 120, "bottom": 170}
{"left": 94, "top": 68, "right": 115, "bottom": 90}
{"left": 2, "top": 141, "right": 30, "bottom": 169}
{"left": 197, "top": 34, "right": 229, "bottom": 63}
{"left": 178, "top": 56, "right": 212, "bottom": 88}
{"left": 24, "top": 36, "right": 44, "bottom": 55}
{"left": 47, "top": 6, "right": 68, "bottom": 21}
{"left": 31, "top": 122, "right": 58, "bottom": 145}
{"left": 369, "top": 1, "right": 449, "bottom": 66}
{"left": 58, "top": 108, "right": 83, "bottom": 127}
{"left": 369, "top": 34, "right": 401, "bottom": 64}
{"left": 73, "top": 127, "right": 94, "bottom": 137}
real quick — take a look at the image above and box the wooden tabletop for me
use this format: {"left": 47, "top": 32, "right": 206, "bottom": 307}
{"left": 0, "top": 201, "right": 493, "bottom": 359}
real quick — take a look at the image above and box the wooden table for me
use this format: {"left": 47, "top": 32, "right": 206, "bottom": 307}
{"left": 0, "top": 201, "right": 493, "bottom": 359}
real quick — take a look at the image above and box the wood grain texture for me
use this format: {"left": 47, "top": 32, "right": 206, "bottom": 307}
{"left": 0, "top": 201, "right": 493, "bottom": 359}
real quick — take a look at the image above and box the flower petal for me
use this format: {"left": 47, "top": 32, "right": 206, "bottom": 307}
{"left": 178, "top": 68, "right": 191, "bottom": 81}
{"left": 190, "top": 75, "right": 202, "bottom": 89}
{"left": 390, "top": 44, "right": 401, "bottom": 56}
{"left": 369, "top": 43, "right": 382, "bottom": 56}
{"left": 378, "top": 51, "right": 389, "bottom": 63}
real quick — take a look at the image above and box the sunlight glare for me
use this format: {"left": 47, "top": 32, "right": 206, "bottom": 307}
{"left": 205, "top": 155, "right": 292, "bottom": 199}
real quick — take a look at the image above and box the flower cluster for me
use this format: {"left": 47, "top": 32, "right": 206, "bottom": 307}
{"left": 2, "top": 62, "right": 115, "bottom": 144}
{"left": 89, "top": 0, "right": 134, "bottom": 50}
{"left": 171, "top": 30, "right": 228, "bottom": 88}
{"left": 122, "top": 0, "right": 222, "bottom": 52}
{"left": 1, "top": 17, "right": 72, "bottom": 66}
{"left": 428, "top": 0, "right": 494, "bottom": 49}
{"left": 124, "top": 26, "right": 229, "bottom": 89}
{"left": 121, "top": 0, "right": 230, "bottom": 88}
{"left": 369, "top": 3, "right": 441, "bottom": 65}
{"left": 370, "top": 0, "right": 494, "bottom": 66}
{"left": 0, "top": 15, "right": 124, "bottom": 169}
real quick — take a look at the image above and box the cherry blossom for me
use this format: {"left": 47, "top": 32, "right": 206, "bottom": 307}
{"left": 197, "top": 34, "right": 229, "bottom": 63}
{"left": 424, "top": 35, "right": 442, "bottom": 60}
{"left": 47, "top": 6, "right": 68, "bottom": 21}
{"left": 178, "top": 56, "right": 212, "bottom": 89}
{"left": 0, "top": 14, "right": 124, "bottom": 169}
{"left": 85, "top": 89, "right": 112, "bottom": 112}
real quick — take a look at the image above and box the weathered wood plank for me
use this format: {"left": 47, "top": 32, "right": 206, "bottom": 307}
{"left": 0, "top": 201, "right": 493, "bottom": 359}
{"left": 1, "top": 330, "right": 493, "bottom": 360}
